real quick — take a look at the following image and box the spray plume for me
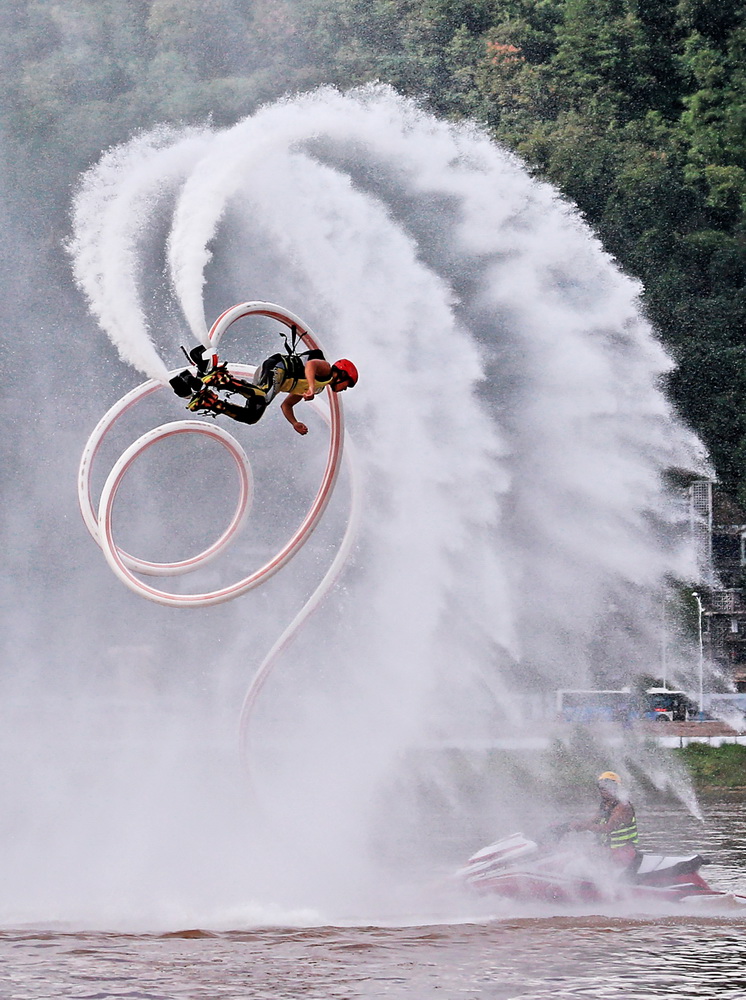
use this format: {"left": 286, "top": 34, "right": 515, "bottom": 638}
{"left": 57, "top": 85, "right": 711, "bottom": 921}
{"left": 68, "top": 126, "right": 211, "bottom": 380}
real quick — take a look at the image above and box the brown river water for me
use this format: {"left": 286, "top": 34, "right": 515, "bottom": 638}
{"left": 2, "top": 798, "right": 745, "bottom": 1000}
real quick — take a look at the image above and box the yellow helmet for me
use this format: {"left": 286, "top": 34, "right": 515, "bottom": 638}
{"left": 598, "top": 771, "right": 621, "bottom": 783}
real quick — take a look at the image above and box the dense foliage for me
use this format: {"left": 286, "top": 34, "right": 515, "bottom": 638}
{"left": 2, "top": 0, "right": 744, "bottom": 498}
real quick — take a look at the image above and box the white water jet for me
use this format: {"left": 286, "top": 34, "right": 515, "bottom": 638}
{"left": 56, "top": 84, "right": 712, "bottom": 922}
{"left": 68, "top": 126, "right": 212, "bottom": 381}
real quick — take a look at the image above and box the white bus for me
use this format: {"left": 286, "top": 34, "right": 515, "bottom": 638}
{"left": 557, "top": 688, "right": 692, "bottom": 723}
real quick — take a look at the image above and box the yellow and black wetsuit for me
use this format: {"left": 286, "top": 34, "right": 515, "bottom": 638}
{"left": 199, "top": 350, "right": 332, "bottom": 426}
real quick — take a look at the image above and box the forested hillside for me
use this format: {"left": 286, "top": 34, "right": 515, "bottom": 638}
{"left": 2, "top": 0, "right": 744, "bottom": 498}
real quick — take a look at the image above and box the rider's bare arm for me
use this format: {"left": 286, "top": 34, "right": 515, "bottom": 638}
{"left": 282, "top": 359, "right": 333, "bottom": 433}
{"left": 281, "top": 393, "right": 308, "bottom": 435}
{"left": 302, "top": 358, "right": 333, "bottom": 400}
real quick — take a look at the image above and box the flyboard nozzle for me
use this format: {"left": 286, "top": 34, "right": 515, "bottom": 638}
{"left": 169, "top": 369, "right": 203, "bottom": 398}
{"left": 179, "top": 344, "right": 214, "bottom": 373}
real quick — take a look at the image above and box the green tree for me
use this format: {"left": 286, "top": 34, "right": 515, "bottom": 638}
{"left": 681, "top": 28, "right": 746, "bottom": 222}
{"left": 550, "top": 0, "right": 681, "bottom": 123}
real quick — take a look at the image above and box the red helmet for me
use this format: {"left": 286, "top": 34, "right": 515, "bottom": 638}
{"left": 332, "top": 359, "right": 358, "bottom": 387}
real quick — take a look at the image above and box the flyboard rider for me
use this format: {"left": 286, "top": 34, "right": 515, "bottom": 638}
{"left": 170, "top": 326, "right": 358, "bottom": 436}
{"left": 569, "top": 771, "right": 640, "bottom": 868}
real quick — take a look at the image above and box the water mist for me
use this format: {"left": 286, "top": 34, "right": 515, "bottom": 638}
{"left": 12, "top": 84, "right": 709, "bottom": 926}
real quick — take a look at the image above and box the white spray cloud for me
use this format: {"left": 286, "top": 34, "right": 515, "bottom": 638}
{"left": 68, "top": 126, "right": 211, "bottom": 380}
{"left": 55, "top": 85, "right": 712, "bottom": 922}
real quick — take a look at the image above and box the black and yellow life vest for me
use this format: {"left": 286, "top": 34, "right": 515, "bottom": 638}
{"left": 278, "top": 372, "right": 333, "bottom": 396}
{"left": 276, "top": 350, "right": 333, "bottom": 396}
{"left": 598, "top": 800, "right": 639, "bottom": 850}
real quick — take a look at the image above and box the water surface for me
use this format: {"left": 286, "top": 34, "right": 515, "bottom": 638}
{"left": 2, "top": 799, "right": 744, "bottom": 999}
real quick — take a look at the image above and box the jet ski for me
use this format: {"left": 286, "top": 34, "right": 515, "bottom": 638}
{"left": 456, "top": 832, "right": 746, "bottom": 906}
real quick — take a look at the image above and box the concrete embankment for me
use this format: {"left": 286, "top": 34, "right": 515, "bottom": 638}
{"left": 644, "top": 721, "right": 746, "bottom": 748}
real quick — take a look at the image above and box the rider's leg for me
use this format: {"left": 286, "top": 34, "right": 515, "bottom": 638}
{"left": 202, "top": 365, "right": 250, "bottom": 392}
{"left": 215, "top": 397, "right": 267, "bottom": 424}
{"left": 186, "top": 386, "right": 267, "bottom": 425}
{"left": 253, "top": 353, "right": 288, "bottom": 404}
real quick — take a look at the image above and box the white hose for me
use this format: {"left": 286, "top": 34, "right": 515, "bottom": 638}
{"left": 238, "top": 430, "right": 362, "bottom": 765}
{"left": 78, "top": 302, "right": 353, "bottom": 609}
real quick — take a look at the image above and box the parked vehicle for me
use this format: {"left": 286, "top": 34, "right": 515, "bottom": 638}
{"left": 643, "top": 688, "right": 691, "bottom": 721}
{"left": 556, "top": 687, "right": 695, "bottom": 723}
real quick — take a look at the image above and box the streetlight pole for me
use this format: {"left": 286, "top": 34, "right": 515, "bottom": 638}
{"left": 692, "top": 592, "right": 704, "bottom": 720}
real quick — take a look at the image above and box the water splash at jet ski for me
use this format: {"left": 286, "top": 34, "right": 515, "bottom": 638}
{"left": 457, "top": 832, "right": 746, "bottom": 908}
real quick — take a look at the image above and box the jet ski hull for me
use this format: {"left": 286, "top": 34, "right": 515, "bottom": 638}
{"left": 457, "top": 833, "right": 746, "bottom": 906}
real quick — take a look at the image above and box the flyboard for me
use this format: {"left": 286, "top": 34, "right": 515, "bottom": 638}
{"left": 78, "top": 301, "right": 359, "bottom": 609}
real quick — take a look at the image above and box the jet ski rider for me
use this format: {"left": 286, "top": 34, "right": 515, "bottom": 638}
{"left": 570, "top": 771, "right": 640, "bottom": 868}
